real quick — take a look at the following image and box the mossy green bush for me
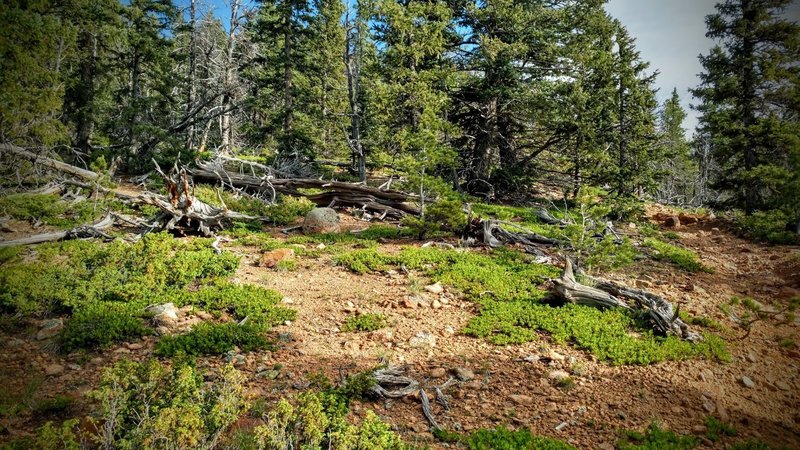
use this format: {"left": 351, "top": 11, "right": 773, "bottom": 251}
{"left": 342, "top": 314, "right": 386, "bottom": 332}
{"left": 401, "top": 198, "right": 467, "bottom": 239}
{"left": 466, "top": 427, "right": 577, "bottom": 450}
{"left": 432, "top": 426, "right": 576, "bottom": 450}
{"left": 0, "top": 233, "right": 293, "bottom": 353}
{"left": 0, "top": 193, "right": 128, "bottom": 229}
{"left": 618, "top": 422, "right": 698, "bottom": 450}
{"left": 644, "top": 238, "right": 710, "bottom": 273}
{"left": 463, "top": 301, "right": 729, "bottom": 364}
{"left": 155, "top": 323, "right": 272, "bottom": 357}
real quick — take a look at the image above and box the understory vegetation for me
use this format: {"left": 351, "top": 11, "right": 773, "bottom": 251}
{"left": 0, "top": 233, "right": 294, "bottom": 353}
{"left": 335, "top": 246, "right": 728, "bottom": 365}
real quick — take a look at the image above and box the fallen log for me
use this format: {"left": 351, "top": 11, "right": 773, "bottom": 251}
{"left": 550, "top": 259, "right": 701, "bottom": 341}
{"left": 463, "top": 217, "right": 564, "bottom": 255}
{"left": 192, "top": 159, "right": 420, "bottom": 218}
{"left": 0, "top": 143, "right": 100, "bottom": 181}
{"left": 0, "top": 214, "right": 115, "bottom": 248}
{"left": 551, "top": 259, "right": 630, "bottom": 309}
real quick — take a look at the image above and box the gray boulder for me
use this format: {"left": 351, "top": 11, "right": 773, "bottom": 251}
{"left": 302, "top": 207, "right": 340, "bottom": 234}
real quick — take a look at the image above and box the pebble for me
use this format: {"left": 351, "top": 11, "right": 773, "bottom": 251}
{"left": 510, "top": 394, "right": 533, "bottom": 405}
{"left": 549, "top": 351, "right": 566, "bottom": 361}
{"left": 431, "top": 299, "right": 442, "bottom": 309}
{"left": 454, "top": 367, "right": 475, "bottom": 381}
{"left": 555, "top": 421, "right": 569, "bottom": 431}
{"left": 126, "top": 342, "right": 144, "bottom": 350}
{"left": 36, "top": 319, "right": 64, "bottom": 340}
{"left": 746, "top": 352, "right": 757, "bottom": 363}
{"left": 741, "top": 376, "right": 755, "bottom": 388}
{"left": 409, "top": 332, "right": 436, "bottom": 348}
{"left": 424, "top": 282, "right": 444, "bottom": 294}
{"left": 430, "top": 367, "right": 447, "bottom": 378}
{"left": 775, "top": 381, "right": 791, "bottom": 391}
{"left": 45, "top": 364, "right": 64, "bottom": 376}
{"left": 548, "top": 370, "right": 570, "bottom": 381}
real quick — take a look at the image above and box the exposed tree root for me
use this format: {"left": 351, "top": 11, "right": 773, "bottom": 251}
{"left": 0, "top": 214, "right": 115, "bottom": 248}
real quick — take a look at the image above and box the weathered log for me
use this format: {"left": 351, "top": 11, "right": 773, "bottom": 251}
{"left": 192, "top": 160, "right": 420, "bottom": 217}
{"left": 0, "top": 214, "right": 115, "bottom": 248}
{"left": 590, "top": 278, "right": 701, "bottom": 342}
{"left": 551, "top": 259, "right": 631, "bottom": 309}
{"left": 463, "top": 217, "right": 564, "bottom": 255}
{"left": 0, "top": 143, "right": 100, "bottom": 181}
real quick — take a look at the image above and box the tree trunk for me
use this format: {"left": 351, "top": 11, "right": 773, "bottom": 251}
{"left": 220, "top": 0, "right": 241, "bottom": 155}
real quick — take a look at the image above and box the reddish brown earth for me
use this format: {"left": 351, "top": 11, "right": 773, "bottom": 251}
{"left": 1, "top": 208, "right": 798, "bottom": 449}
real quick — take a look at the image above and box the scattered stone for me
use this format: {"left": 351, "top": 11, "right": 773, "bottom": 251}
{"left": 617, "top": 411, "right": 627, "bottom": 420}
{"left": 36, "top": 319, "right": 64, "bottom": 340}
{"left": 711, "top": 227, "right": 721, "bottom": 235}
{"left": 45, "top": 364, "right": 64, "bottom": 376}
{"left": 548, "top": 351, "right": 566, "bottom": 361}
{"left": 67, "top": 364, "right": 81, "bottom": 371}
{"left": 635, "top": 279, "right": 653, "bottom": 289}
{"left": 702, "top": 398, "right": 716, "bottom": 414}
{"left": 523, "top": 355, "right": 541, "bottom": 363}
{"left": 598, "top": 443, "right": 615, "bottom": 450}
{"left": 741, "top": 376, "right": 755, "bottom": 388}
{"left": 145, "top": 303, "right": 179, "bottom": 327}
{"left": 126, "top": 342, "right": 144, "bottom": 350}
{"left": 409, "top": 332, "right": 436, "bottom": 348}
{"left": 464, "top": 380, "right": 482, "bottom": 390}
{"left": 443, "top": 325, "right": 455, "bottom": 335}
{"left": 316, "top": 243, "right": 326, "bottom": 250}
{"left": 224, "top": 351, "right": 246, "bottom": 366}
{"left": 114, "top": 347, "right": 131, "bottom": 354}
{"left": 424, "top": 282, "right": 444, "bottom": 294}
{"left": 746, "top": 352, "right": 757, "bottom": 363}
{"left": 548, "top": 370, "right": 570, "bottom": 381}
{"left": 431, "top": 299, "right": 442, "bottom": 309}
{"left": 454, "top": 367, "right": 475, "bottom": 381}
{"left": 281, "top": 296, "right": 294, "bottom": 304}
{"left": 302, "top": 208, "right": 340, "bottom": 234}
{"left": 692, "top": 425, "right": 707, "bottom": 434}
{"left": 284, "top": 320, "right": 292, "bottom": 326}
{"left": 90, "top": 357, "right": 103, "bottom": 365}
{"left": 775, "top": 381, "right": 791, "bottom": 391}
{"left": 555, "top": 421, "right": 569, "bottom": 431}
{"left": 510, "top": 394, "right": 533, "bottom": 405}
{"left": 259, "top": 248, "right": 295, "bottom": 268}
{"left": 430, "top": 367, "right": 447, "bottom": 378}
{"left": 665, "top": 216, "right": 681, "bottom": 228}
{"left": 402, "top": 297, "right": 418, "bottom": 308}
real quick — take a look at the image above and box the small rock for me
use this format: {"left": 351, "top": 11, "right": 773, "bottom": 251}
{"left": 454, "top": 367, "right": 475, "bottom": 381}
{"left": 741, "top": 376, "right": 755, "bottom": 388}
{"left": 746, "top": 352, "right": 757, "bottom": 363}
{"left": 281, "top": 297, "right": 294, "bottom": 304}
{"left": 431, "top": 299, "right": 442, "bottom": 309}
{"left": 303, "top": 208, "right": 340, "bottom": 234}
{"left": 635, "top": 279, "right": 653, "bottom": 289}
{"left": 711, "top": 227, "right": 721, "bottom": 235}
{"left": 36, "top": 319, "right": 64, "bottom": 340}
{"left": 284, "top": 320, "right": 293, "bottom": 326}
{"left": 598, "top": 443, "right": 615, "bottom": 450}
{"left": 424, "top": 282, "right": 444, "bottom": 294}
{"left": 523, "top": 355, "right": 541, "bottom": 363}
{"left": 126, "top": 342, "right": 144, "bottom": 350}
{"left": 90, "top": 357, "right": 103, "bottom": 365}
{"left": 409, "top": 332, "right": 436, "bottom": 348}
{"left": 402, "top": 297, "right": 418, "bottom": 308}
{"left": 692, "top": 425, "right": 707, "bottom": 434}
{"left": 67, "top": 363, "right": 81, "bottom": 371}
{"left": 259, "top": 248, "right": 295, "bottom": 268}
{"left": 430, "top": 367, "right": 447, "bottom": 378}
{"left": 617, "top": 411, "right": 627, "bottom": 420}
{"left": 702, "top": 398, "right": 716, "bottom": 414}
{"left": 555, "top": 421, "right": 569, "bottom": 431}
{"left": 665, "top": 216, "right": 681, "bottom": 228}
{"left": 45, "top": 364, "right": 64, "bottom": 376}
{"left": 548, "top": 370, "right": 570, "bottom": 381}
{"left": 775, "top": 381, "right": 791, "bottom": 391}
{"left": 464, "top": 380, "right": 483, "bottom": 390}
{"left": 316, "top": 243, "right": 326, "bottom": 250}
{"left": 510, "top": 394, "right": 533, "bottom": 405}
{"left": 443, "top": 325, "right": 455, "bottom": 335}
{"left": 549, "top": 351, "right": 566, "bottom": 361}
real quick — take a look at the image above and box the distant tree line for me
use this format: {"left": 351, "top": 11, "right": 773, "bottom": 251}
{"left": 1, "top": 0, "right": 797, "bottom": 225}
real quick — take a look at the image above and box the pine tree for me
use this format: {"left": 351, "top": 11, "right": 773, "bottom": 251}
{"left": 692, "top": 0, "right": 800, "bottom": 215}
{"left": 655, "top": 88, "right": 697, "bottom": 204}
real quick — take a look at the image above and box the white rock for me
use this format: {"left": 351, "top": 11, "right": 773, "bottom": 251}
{"left": 424, "top": 282, "right": 444, "bottom": 294}
{"left": 741, "top": 376, "right": 755, "bottom": 388}
{"left": 409, "top": 332, "right": 436, "bottom": 348}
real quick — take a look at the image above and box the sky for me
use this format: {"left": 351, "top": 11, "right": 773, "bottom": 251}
{"left": 605, "top": 0, "right": 720, "bottom": 136}
{"left": 606, "top": 0, "right": 799, "bottom": 136}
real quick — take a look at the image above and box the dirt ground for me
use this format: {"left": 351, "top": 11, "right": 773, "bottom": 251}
{"left": 1, "top": 207, "right": 798, "bottom": 449}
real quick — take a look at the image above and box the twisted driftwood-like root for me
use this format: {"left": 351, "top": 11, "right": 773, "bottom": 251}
{"left": 551, "top": 259, "right": 701, "bottom": 342}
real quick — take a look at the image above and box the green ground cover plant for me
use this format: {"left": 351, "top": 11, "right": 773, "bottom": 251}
{"left": 336, "top": 246, "right": 728, "bottom": 365}
{"left": 341, "top": 314, "right": 387, "bottom": 332}
{"left": 432, "top": 426, "right": 576, "bottom": 450}
{"left": 644, "top": 238, "right": 711, "bottom": 273}
{"left": 0, "top": 193, "right": 129, "bottom": 229}
{"left": 0, "top": 233, "right": 293, "bottom": 353}
{"left": 618, "top": 422, "right": 698, "bottom": 449}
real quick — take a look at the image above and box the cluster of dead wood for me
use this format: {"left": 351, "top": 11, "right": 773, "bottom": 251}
{"left": 0, "top": 143, "right": 702, "bottom": 344}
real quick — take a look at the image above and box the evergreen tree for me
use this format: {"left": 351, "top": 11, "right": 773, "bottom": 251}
{"left": 692, "top": 0, "right": 800, "bottom": 215}
{"left": 655, "top": 88, "right": 697, "bottom": 204}
{"left": 369, "top": 0, "right": 459, "bottom": 198}
{"left": 0, "top": 0, "right": 72, "bottom": 146}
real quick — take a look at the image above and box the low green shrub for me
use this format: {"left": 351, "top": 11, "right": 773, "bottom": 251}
{"left": 644, "top": 238, "right": 710, "bottom": 273}
{"left": 0, "top": 193, "right": 127, "bottom": 229}
{"left": 60, "top": 303, "right": 149, "bottom": 352}
{"left": 463, "top": 301, "right": 729, "bottom": 365}
{"left": 464, "top": 427, "right": 577, "bottom": 450}
{"left": 618, "top": 422, "right": 698, "bottom": 450}
{"left": 401, "top": 198, "right": 466, "bottom": 239}
{"left": 705, "top": 416, "right": 737, "bottom": 442}
{"left": 342, "top": 314, "right": 386, "bottom": 332}
{"left": 155, "top": 322, "right": 272, "bottom": 357}
{"left": 728, "top": 439, "right": 771, "bottom": 450}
